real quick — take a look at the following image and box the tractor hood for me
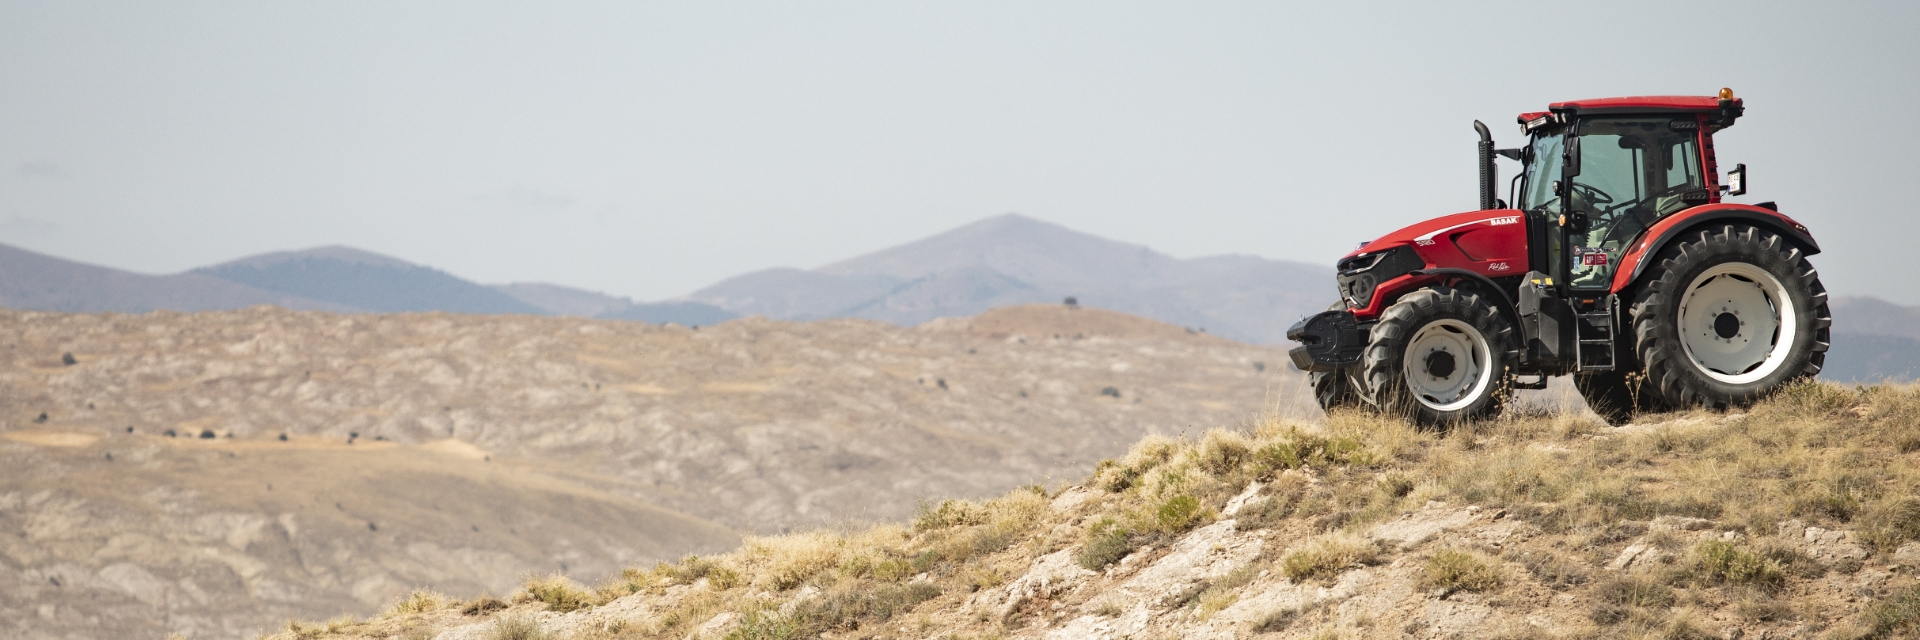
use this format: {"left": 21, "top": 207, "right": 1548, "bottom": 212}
{"left": 1342, "top": 209, "right": 1524, "bottom": 262}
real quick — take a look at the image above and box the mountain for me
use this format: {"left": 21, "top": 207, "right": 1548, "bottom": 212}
{"left": 193, "top": 246, "right": 545, "bottom": 315}
{"left": 1, "top": 304, "right": 1302, "bottom": 639}
{"left": 1822, "top": 296, "right": 1920, "bottom": 382}
{"left": 596, "top": 300, "right": 739, "bottom": 326}
{"left": 685, "top": 214, "right": 1335, "bottom": 344}
{"left": 0, "top": 242, "right": 356, "bottom": 313}
{"left": 489, "top": 282, "right": 636, "bottom": 317}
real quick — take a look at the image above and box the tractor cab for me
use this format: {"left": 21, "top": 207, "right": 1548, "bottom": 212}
{"left": 1509, "top": 93, "right": 1744, "bottom": 293}
{"left": 1290, "top": 89, "right": 1828, "bottom": 427}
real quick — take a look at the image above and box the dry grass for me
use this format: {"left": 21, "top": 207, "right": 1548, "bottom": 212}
{"left": 266, "top": 380, "right": 1920, "bottom": 640}
{"left": 485, "top": 615, "right": 547, "bottom": 640}
{"left": 381, "top": 589, "right": 448, "bottom": 617}
{"left": 1418, "top": 549, "right": 1503, "bottom": 593}
{"left": 517, "top": 574, "right": 596, "bottom": 613}
{"left": 1280, "top": 532, "right": 1381, "bottom": 582}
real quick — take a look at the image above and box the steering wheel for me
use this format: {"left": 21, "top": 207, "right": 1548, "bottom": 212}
{"left": 1568, "top": 181, "right": 1614, "bottom": 206}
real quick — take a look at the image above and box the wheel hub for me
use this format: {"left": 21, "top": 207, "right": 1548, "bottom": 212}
{"left": 1713, "top": 312, "right": 1741, "bottom": 340}
{"left": 1401, "top": 319, "right": 1492, "bottom": 412}
{"left": 1424, "top": 350, "right": 1457, "bottom": 379}
{"left": 1677, "top": 263, "right": 1795, "bottom": 383}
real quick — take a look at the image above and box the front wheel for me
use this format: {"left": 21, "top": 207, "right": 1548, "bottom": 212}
{"left": 1311, "top": 368, "right": 1367, "bottom": 415}
{"left": 1362, "top": 287, "right": 1518, "bottom": 427}
{"left": 1631, "top": 224, "right": 1831, "bottom": 409}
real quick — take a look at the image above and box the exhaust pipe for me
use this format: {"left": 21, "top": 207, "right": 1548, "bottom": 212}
{"left": 1474, "top": 121, "right": 1496, "bottom": 210}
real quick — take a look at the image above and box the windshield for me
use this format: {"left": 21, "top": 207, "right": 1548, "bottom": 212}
{"left": 1566, "top": 117, "right": 1706, "bottom": 288}
{"left": 1519, "top": 130, "right": 1565, "bottom": 213}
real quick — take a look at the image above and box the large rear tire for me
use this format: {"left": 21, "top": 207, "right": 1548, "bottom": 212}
{"left": 1630, "top": 224, "right": 1830, "bottom": 409}
{"left": 1362, "top": 287, "right": 1517, "bottom": 427}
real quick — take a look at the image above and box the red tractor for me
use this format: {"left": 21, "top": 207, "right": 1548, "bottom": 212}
{"left": 1288, "top": 89, "right": 1829, "bottom": 426}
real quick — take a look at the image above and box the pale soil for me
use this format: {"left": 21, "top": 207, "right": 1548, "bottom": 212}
{"left": 0, "top": 304, "right": 1307, "bottom": 639}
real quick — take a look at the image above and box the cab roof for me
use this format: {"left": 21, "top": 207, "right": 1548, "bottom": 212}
{"left": 1517, "top": 94, "right": 1742, "bottom": 128}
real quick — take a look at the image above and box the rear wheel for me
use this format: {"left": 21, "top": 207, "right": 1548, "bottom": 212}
{"left": 1362, "top": 287, "right": 1517, "bottom": 427}
{"left": 1631, "top": 224, "right": 1830, "bottom": 409}
{"left": 1574, "top": 370, "right": 1671, "bottom": 426}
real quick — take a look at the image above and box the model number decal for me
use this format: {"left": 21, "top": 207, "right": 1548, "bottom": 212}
{"left": 1413, "top": 216, "right": 1522, "bottom": 245}
{"left": 1488, "top": 262, "right": 1511, "bottom": 271}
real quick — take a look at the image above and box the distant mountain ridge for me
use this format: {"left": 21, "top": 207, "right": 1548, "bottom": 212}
{"left": 687, "top": 214, "right": 1333, "bottom": 344}
{"left": 5, "top": 215, "right": 1920, "bottom": 379}
{"left": 192, "top": 246, "right": 546, "bottom": 315}
{"left": 0, "top": 243, "right": 355, "bottom": 313}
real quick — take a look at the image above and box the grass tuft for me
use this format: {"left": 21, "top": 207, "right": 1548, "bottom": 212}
{"left": 1076, "top": 517, "right": 1135, "bottom": 570}
{"left": 519, "top": 574, "right": 596, "bottom": 613}
{"left": 383, "top": 589, "right": 447, "bottom": 617}
{"left": 484, "top": 615, "right": 547, "bottom": 640}
{"left": 1690, "top": 540, "right": 1786, "bottom": 590}
{"left": 1279, "top": 533, "right": 1379, "bottom": 582}
{"left": 1417, "top": 549, "right": 1502, "bottom": 593}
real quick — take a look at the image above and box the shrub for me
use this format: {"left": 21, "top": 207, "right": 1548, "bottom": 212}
{"left": 520, "top": 574, "right": 595, "bottom": 613}
{"left": 1280, "top": 533, "right": 1379, "bottom": 581}
{"left": 1196, "top": 429, "right": 1253, "bottom": 476}
{"left": 722, "top": 608, "right": 802, "bottom": 640}
{"left": 1418, "top": 550, "right": 1502, "bottom": 593}
{"left": 1862, "top": 497, "right": 1920, "bottom": 550}
{"left": 1153, "top": 495, "right": 1205, "bottom": 534}
{"left": 1077, "top": 518, "right": 1136, "bottom": 570}
{"left": 871, "top": 558, "right": 913, "bottom": 582}
{"left": 1692, "top": 540, "right": 1785, "bottom": 590}
{"left": 741, "top": 532, "right": 843, "bottom": 591}
{"left": 461, "top": 598, "right": 507, "bottom": 616}
{"left": 801, "top": 582, "right": 941, "bottom": 631}
{"left": 915, "top": 500, "right": 988, "bottom": 530}
{"left": 1593, "top": 575, "right": 1674, "bottom": 609}
{"left": 1862, "top": 586, "right": 1920, "bottom": 637}
{"left": 486, "top": 616, "right": 547, "bottom": 640}
{"left": 384, "top": 589, "right": 446, "bottom": 616}
{"left": 1184, "top": 566, "right": 1260, "bottom": 620}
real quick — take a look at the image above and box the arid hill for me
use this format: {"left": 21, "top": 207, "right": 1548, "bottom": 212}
{"left": 276, "top": 383, "right": 1920, "bottom": 640}
{"left": 0, "top": 304, "right": 1304, "bottom": 639}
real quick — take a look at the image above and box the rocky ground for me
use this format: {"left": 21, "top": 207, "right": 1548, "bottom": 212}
{"left": 0, "top": 304, "right": 1307, "bottom": 639}
{"left": 289, "top": 383, "right": 1920, "bottom": 640}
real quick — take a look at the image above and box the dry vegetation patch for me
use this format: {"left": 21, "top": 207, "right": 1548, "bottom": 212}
{"left": 263, "top": 381, "right": 1920, "bottom": 640}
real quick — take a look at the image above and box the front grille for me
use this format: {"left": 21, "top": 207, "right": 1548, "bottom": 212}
{"left": 1336, "top": 246, "right": 1423, "bottom": 308}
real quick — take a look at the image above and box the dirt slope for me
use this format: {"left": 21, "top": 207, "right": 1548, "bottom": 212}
{"left": 0, "top": 304, "right": 1303, "bottom": 639}
{"left": 293, "top": 383, "right": 1920, "bottom": 640}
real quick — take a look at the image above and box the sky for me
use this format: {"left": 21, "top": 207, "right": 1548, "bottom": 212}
{"left": 2, "top": 1, "right": 1916, "bottom": 302}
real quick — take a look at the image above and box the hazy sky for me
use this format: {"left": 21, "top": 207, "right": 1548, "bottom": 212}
{"left": 3, "top": 1, "right": 1915, "bottom": 302}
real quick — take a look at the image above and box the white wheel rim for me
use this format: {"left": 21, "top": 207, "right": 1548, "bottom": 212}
{"left": 1677, "top": 261, "right": 1796, "bottom": 384}
{"left": 1402, "top": 319, "right": 1493, "bottom": 412}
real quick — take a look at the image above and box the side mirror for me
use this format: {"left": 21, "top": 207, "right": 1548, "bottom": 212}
{"left": 1726, "top": 163, "right": 1747, "bottom": 196}
{"left": 1564, "top": 137, "right": 1581, "bottom": 176}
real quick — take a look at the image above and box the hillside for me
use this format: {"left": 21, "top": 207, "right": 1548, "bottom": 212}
{"left": 272, "top": 383, "right": 1920, "bottom": 640}
{"left": 0, "top": 304, "right": 1302, "bottom": 639}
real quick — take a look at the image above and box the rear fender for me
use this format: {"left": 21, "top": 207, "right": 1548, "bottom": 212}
{"left": 1610, "top": 204, "right": 1819, "bottom": 293}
